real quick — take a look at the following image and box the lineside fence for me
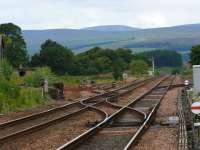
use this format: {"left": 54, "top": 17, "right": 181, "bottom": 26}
{"left": 178, "top": 88, "right": 195, "bottom": 150}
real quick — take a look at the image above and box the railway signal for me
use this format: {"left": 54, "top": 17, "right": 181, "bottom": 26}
{"left": 184, "top": 80, "right": 189, "bottom": 86}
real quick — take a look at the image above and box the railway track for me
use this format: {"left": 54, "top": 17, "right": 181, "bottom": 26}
{"left": 57, "top": 75, "right": 174, "bottom": 150}
{"left": 110, "top": 77, "right": 165, "bottom": 106}
{"left": 0, "top": 76, "right": 159, "bottom": 149}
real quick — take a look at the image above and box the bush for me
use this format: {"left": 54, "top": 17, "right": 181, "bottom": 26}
{"left": 130, "top": 59, "right": 149, "bottom": 75}
{"left": 0, "top": 60, "right": 13, "bottom": 81}
{"left": 24, "top": 67, "right": 56, "bottom": 87}
{"left": 0, "top": 87, "right": 44, "bottom": 113}
{"left": 0, "top": 66, "right": 49, "bottom": 113}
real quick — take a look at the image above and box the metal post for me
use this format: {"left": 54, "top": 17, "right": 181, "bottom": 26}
{"left": 152, "top": 57, "right": 155, "bottom": 76}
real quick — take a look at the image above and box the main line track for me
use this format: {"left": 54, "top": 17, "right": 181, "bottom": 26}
{"left": 0, "top": 76, "right": 160, "bottom": 148}
{"left": 57, "top": 75, "right": 175, "bottom": 150}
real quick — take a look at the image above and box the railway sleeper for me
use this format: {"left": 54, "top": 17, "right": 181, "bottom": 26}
{"left": 131, "top": 99, "right": 159, "bottom": 108}
{"left": 109, "top": 121, "right": 143, "bottom": 127}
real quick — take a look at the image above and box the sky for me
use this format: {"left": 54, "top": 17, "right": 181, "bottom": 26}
{"left": 0, "top": 0, "right": 200, "bottom": 30}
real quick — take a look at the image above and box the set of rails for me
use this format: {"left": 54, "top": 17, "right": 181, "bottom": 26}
{"left": 0, "top": 76, "right": 159, "bottom": 147}
{"left": 0, "top": 75, "right": 182, "bottom": 149}
{"left": 57, "top": 75, "right": 175, "bottom": 150}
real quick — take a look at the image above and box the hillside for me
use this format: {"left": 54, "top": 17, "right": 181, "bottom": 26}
{"left": 22, "top": 24, "right": 200, "bottom": 55}
{"left": 83, "top": 25, "right": 140, "bottom": 31}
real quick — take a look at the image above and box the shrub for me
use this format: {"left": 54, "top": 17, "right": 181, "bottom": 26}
{"left": 0, "top": 66, "right": 49, "bottom": 113}
{"left": 24, "top": 67, "right": 56, "bottom": 87}
{"left": 0, "top": 60, "right": 13, "bottom": 81}
{"left": 130, "top": 59, "right": 149, "bottom": 75}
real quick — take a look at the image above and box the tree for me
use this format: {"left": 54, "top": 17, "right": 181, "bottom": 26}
{"left": 94, "top": 57, "right": 112, "bottom": 73}
{"left": 0, "top": 23, "right": 29, "bottom": 67}
{"left": 130, "top": 59, "right": 149, "bottom": 75}
{"left": 31, "top": 40, "right": 74, "bottom": 75}
{"left": 138, "top": 50, "right": 182, "bottom": 68}
{"left": 115, "top": 48, "right": 133, "bottom": 64}
{"left": 112, "top": 58, "right": 126, "bottom": 80}
{"left": 190, "top": 45, "right": 200, "bottom": 65}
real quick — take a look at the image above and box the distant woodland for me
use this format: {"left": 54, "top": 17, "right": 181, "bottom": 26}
{"left": 0, "top": 23, "right": 187, "bottom": 78}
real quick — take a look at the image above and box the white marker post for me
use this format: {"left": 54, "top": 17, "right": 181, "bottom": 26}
{"left": 44, "top": 79, "right": 49, "bottom": 93}
{"left": 122, "top": 73, "right": 128, "bottom": 84}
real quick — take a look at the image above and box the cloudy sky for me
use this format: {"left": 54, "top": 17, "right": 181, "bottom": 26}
{"left": 0, "top": 0, "right": 200, "bottom": 29}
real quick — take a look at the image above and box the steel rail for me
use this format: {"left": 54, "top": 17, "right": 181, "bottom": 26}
{"left": 0, "top": 77, "right": 156, "bottom": 144}
{"left": 123, "top": 75, "right": 176, "bottom": 150}
{"left": 0, "top": 106, "right": 107, "bottom": 144}
{"left": 56, "top": 75, "right": 169, "bottom": 150}
{"left": 0, "top": 79, "right": 141, "bottom": 129}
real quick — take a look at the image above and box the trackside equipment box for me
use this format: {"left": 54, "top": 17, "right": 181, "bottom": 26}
{"left": 193, "top": 65, "right": 200, "bottom": 93}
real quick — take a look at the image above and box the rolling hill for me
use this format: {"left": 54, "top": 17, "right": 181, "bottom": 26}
{"left": 22, "top": 24, "right": 200, "bottom": 57}
{"left": 83, "top": 25, "right": 140, "bottom": 32}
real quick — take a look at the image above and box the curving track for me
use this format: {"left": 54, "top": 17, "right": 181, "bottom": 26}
{"left": 57, "top": 75, "right": 175, "bottom": 150}
{"left": 0, "top": 76, "right": 160, "bottom": 149}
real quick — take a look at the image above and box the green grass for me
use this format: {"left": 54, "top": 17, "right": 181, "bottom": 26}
{"left": 0, "top": 76, "right": 47, "bottom": 113}
{"left": 0, "top": 87, "right": 46, "bottom": 113}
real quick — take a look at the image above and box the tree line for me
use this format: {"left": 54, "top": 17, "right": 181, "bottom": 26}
{"left": 0, "top": 23, "right": 186, "bottom": 79}
{"left": 137, "top": 50, "right": 183, "bottom": 68}
{"left": 31, "top": 40, "right": 149, "bottom": 79}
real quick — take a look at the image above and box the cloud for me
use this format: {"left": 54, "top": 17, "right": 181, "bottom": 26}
{"left": 0, "top": 0, "right": 200, "bottom": 29}
{"left": 136, "top": 12, "right": 168, "bottom": 28}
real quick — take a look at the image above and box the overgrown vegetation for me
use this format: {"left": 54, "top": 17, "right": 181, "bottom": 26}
{"left": 0, "top": 61, "right": 48, "bottom": 113}
{"left": 24, "top": 67, "right": 57, "bottom": 87}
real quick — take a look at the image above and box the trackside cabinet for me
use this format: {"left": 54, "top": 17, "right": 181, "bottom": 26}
{"left": 193, "top": 65, "right": 200, "bottom": 94}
